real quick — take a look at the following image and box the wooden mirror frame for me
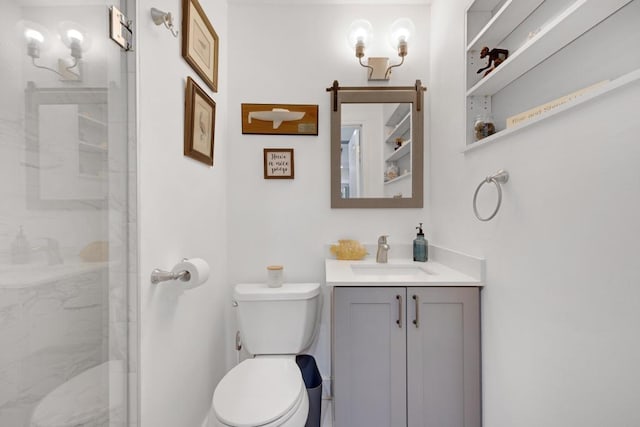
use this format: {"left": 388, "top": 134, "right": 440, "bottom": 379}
{"left": 25, "top": 82, "right": 108, "bottom": 210}
{"left": 327, "top": 80, "right": 426, "bottom": 208}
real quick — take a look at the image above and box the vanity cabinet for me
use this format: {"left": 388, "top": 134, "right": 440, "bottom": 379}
{"left": 333, "top": 286, "right": 480, "bottom": 427}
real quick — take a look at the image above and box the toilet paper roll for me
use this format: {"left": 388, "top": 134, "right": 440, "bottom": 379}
{"left": 171, "top": 258, "right": 210, "bottom": 290}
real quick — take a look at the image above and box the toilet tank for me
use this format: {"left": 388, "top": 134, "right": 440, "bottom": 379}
{"left": 233, "top": 283, "right": 320, "bottom": 355}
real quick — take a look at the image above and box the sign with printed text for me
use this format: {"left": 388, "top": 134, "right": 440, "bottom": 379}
{"left": 264, "top": 148, "right": 294, "bottom": 179}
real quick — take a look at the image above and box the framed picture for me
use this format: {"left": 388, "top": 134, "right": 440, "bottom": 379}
{"left": 264, "top": 148, "right": 294, "bottom": 179}
{"left": 182, "top": 0, "right": 219, "bottom": 92}
{"left": 184, "top": 77, "right": 215, "bottom": 166}
{"left": 242, "top": 104, "right": 319, "bottom": 135}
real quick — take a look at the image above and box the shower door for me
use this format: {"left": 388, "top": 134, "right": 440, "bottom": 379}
{"left": 0, "top": 1, "right": 136, "bottom": 426}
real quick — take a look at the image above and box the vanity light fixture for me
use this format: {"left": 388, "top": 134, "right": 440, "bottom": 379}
{"left": 385, "top": 18, "right": 415, "bottom": 79}
{"left": 347, "top": 18, "right": 415, "bottom": 81}
{"left": 25, "top": 28, "right": 45, "bottom": 58}
{"left": 58, "top": 21, "right": 91, "bottom": 79}
{"left": 22, "top": 21, "right": 66, "bottom": 78}
{"left": 21, "top": 20, "right": 89, "bottom": 81}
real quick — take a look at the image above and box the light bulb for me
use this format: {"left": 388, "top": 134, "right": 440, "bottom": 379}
{"left": 66, "top": 29, "right": 84, "bottom": 44}
{"left": 347, "top": 19, "right": 373, "bottom": 58}
{"left": 24, "top": 28, "right": 44, "bottom": 44}
{"left": 389, "top": 18, "right": 415, "bottom": 57}
{"left": 59, "top": 22, "right": 91, "bottom": 61}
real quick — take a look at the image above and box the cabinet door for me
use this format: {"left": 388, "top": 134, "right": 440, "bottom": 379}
{"left": 334, "top": 287, "right": 407, "bottom": 427}
{"left": 407, "top": 287, "right": 481, "bottom": 427}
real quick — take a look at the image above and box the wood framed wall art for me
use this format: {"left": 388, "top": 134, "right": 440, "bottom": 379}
{"left": 182, "top": 0, "right": 219, "bottom": 92}
{"left": 184, "top": 77, "right": 215, "bottom": 166}
{"left": 264, "top": 148, "right": 294, "bottom": 179}
{"left": 242, "top": 104, "right": 318, "bottom": 135}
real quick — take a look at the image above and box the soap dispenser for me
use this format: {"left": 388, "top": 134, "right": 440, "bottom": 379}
{"left": 413, "top": 223, "right": 428, "bottom": 262}
{"left": 11, "top": 226, "right": 31, "bottom": 264}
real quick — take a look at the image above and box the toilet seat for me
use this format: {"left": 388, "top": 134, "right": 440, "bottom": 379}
{"left": 213, "top": 357, "right": 307, "bottom": 427}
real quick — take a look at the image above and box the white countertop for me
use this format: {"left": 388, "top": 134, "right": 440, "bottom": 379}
{"left": 325, "top": 258, "right": 482, "bottom": 287}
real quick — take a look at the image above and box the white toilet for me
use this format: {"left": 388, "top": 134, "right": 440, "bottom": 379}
{"left": 211, "top": 282, "right": 321, "bottom": 427}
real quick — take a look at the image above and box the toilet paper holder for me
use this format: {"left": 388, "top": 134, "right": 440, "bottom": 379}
{"left": 150, "top": 258, "right": 191, "bottom": 284}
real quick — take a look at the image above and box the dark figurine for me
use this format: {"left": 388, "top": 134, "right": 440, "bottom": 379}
{"left": 476, "top": 47, "right": 509, "bottom": 77}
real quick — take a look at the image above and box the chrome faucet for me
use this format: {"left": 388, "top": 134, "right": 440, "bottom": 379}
{"left": 33, "top": 238, "right": 63, "bottom": 265}
{"left": 376, "top": 235, "right": 390, "bottom": 263}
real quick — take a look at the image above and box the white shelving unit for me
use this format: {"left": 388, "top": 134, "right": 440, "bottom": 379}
{"left": 385, "top": 141, "right": 411, "bottom": 162}
{"left": 464, "top": 68, "right": 640, "bottom": 152}
{"left": 383, "top": 103, "right": 412, "bottom": 197}
{"left": 466, "top": 0, "right": 544, "bottom": 53}
{"left": 384, "top": 172, "right": 411, "bottom": 185}
{"left": 465, "top": 0, "right": 636, "bottom": 149}
{"left": 385, "top": 114, "right": 411, "bottom": 144}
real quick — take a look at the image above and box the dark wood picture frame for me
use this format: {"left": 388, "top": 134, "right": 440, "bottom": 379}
{"left": 263, "top": 148, "right": 294, "bottom": 179}
{"left": 242, "top": 104, "right": 319, "bottom": 135}
{"left": 182, "top": 0, "right": 219, "bottom": 92}
{"left": 184, "top": 77, "right": 215, "bottom": 166}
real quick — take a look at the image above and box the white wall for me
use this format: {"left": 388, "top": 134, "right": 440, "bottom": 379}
{"left": 430, "top": 1, "right": 640, "bottom": 426}
{"left": 227, "top": 3, "right": 431, "bottom": 384}
{"left": 137, "top": 0, "right": 230, "bottom": 426}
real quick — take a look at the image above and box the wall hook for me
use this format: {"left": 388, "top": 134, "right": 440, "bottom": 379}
{"left": 150, "top": 7, "right": 179, "bottom": 38}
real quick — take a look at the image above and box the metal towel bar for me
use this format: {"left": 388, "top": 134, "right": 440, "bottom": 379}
{"left": 473, "top": 169, "right": 509, "bottom": 222}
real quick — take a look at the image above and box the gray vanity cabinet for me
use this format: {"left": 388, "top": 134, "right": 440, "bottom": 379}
{"left": 333, "top": 286, "right": 481, "bottom": 427}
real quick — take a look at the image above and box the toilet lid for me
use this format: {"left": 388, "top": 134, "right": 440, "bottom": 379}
{"left": 213, "top": 358, "right": 304, "bottom": 427}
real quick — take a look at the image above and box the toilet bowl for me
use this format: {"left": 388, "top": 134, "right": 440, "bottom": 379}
{"left": 211, "top": 282, "right": 320, "bottom": 427}
{"left": 212, "top": 357, "right": 309, "bottom": 427}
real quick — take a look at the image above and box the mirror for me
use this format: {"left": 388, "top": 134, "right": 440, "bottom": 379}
{"left": 328, "top": 81, "right": 425, "bottom": 208}
{"left": 25, "top": 82, "right": 108, "bottom": 209}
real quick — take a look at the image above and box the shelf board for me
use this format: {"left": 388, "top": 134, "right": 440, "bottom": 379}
{"left": 79, "top": 141, "right": 108, "bottom": 153}
{"left": 468, "top": 0, "right": 502, "bottom": 12}
{"left": 384, "top": 172, "right": 412, "bottom": 185}
{"left": 467, "top": 0, "right": 544, "bottom": 52}
{"left": 385, "top": 103, "right": 411, "bottom": 127}
{"left": 385, "top": 114, "right": 411, "bottom": 144}
{"left": 466, "top": 0, "right": 633, "bottom": 97}
{"left": 78, "top": 113, "right": 107, "bottom": 127}
{"left": 385, "top": 141, "right": 411, "bottom": 162}
{"left": 463, "top": 68, "right": 640, "bottom": 153}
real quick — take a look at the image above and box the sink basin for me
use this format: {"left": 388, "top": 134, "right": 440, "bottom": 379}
{"left": 350, "top": 263, "right": 436, "bottom": 278}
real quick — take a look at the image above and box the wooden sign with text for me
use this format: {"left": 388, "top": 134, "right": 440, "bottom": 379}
{"left": 264, "top": 148, "right": 294, "bottom": 179}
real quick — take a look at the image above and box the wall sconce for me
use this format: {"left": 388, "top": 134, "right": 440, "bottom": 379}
{"left": 25, "top": 27, "right": 45, "bottom": 59}
{"left": 21, "top": 20, "right": 90, "bottom": 81}
{"left": 347, "top": 18, "right": 415, "bottom": 81}
{"left": 58, "top": 21, "right": 91, "bottom": 80}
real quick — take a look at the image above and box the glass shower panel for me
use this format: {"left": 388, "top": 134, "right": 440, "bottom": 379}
{"left": 0, "top": 1, "right": 135, "bottom": 426}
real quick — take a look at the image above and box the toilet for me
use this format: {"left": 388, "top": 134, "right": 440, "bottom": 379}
{"left": 211, "top": 282, "right": 320, "bottom": 427}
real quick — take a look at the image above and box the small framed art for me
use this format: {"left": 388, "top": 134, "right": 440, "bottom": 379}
{"left": 184, "top": 77, "right": 215, "bottom": 166}
{"left": 182, "top": 0, "right": 219, "bottom": 92}
{"left": 264, "top": 148, "right": 294, "bottom": 179}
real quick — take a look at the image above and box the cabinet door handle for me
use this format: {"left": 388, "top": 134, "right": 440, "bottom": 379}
{"left": 412, "top": 294, "right": 419, "bottom": 328}
{"left": 396, "top": 294, "right": 402, "bottom": 328}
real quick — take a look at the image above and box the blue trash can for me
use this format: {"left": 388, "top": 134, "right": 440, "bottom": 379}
{"left": 296, "top": 355, "right": 322, "bottom": 427}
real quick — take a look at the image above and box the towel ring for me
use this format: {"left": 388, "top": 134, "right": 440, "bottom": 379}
{"left": 473, "top": 170, "right": 509, "bottom": 222}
